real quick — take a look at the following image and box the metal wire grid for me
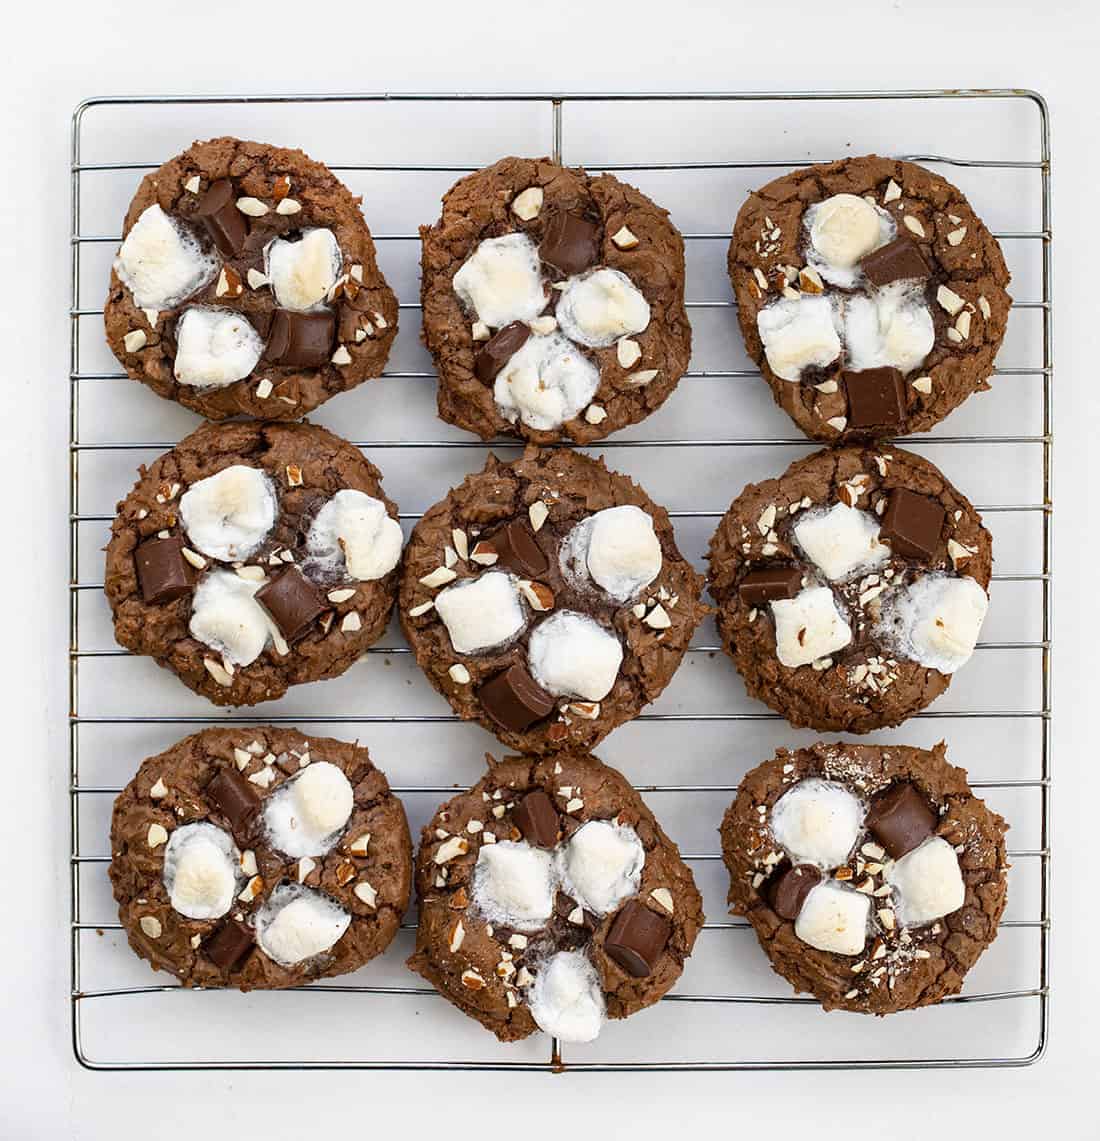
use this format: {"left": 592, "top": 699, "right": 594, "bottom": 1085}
{"left": 69, "top": 91, "right": 1053, "bottom": 1072}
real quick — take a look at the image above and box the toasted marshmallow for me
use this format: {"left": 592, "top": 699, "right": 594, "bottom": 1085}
{"left": 188, "top": 569, "right": 272, "bottom": 667}
{"left": 556, "top": 820, "right": 644, "bottom": 917}
{"left": 886, "top": 836, "right": 965, "bottom": 927}
{"left": 844, "top": 283, "right": 935, "bottom": 374}
{"left": 263, "top": 761, "right": 354, "bottom": 858}
{"left": 174, "top": 306, "right": 264, "bottom": 388}
{"left": 494, "top": 332, "right": 600, "bottom": 431}
{"left": 555, "top": 268, "right": 650, "bottom": 348}
{"left": 265, "top": 228, "right": 342, "bottom": 310}
{"left": 179, "top": 465, "right": 277, "bottom": 561}
{"left": 162, "top": 822, "right": 240, "bottom": 920}
{"left": 564, "top": 506, "right": 661, "bottom": 602}
{"left": 114, "top": 204, "right": 218, "bottom": 309}
{"left": 254, "top": 886, "right": 351, "bottom": 966}
{"left": 795, "top": 880, "right": 870, "bottom": 955}
{"left": 805, "top": 194, "right": 893, "bottom": 286}
{"left": 434, "top": 572, "right": 526, "bottom": 654}
{"left": 770, "top": 779, "right": 863, "bottom": 868}
{"left": 756, "top": 295, "right": 842, "bottom": 382}
{"left": 306, "top": 490, "right": 403, "bottom": 581}
{"left": 794, "top": 502, "right": 889, "bottom": 581}
{"left": 472, "top": 840, "right": 557, "bottom": 931}
{"left": 528, "top": 950, "right": 606, "bottom": 1043}
{"left": 528, "top": 610, "right": 623, "bottom": 701}
{"left": 770, "top": 587, "right": 852, "bottom": 669}
{"left": 882, "top": 574, "right": 988, "bottom": 674}
{"left": 453, "top": 233, "right": 546, "bottom": 328}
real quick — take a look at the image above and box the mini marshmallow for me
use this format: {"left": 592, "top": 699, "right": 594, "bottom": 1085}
{"left": 254, "top": 885, "right": 351, "bottom": 967}
{"left": 886, "top": 836, "right": 965, "bottom": 927}
{"left": 188, "top": 569, "right": 272, "bottom": 666}
{"left": 770, "top": 587, "right": 852, "bottom": 669}
{"left": 844, "top": 283, "right": 935, "bottom": 375}
{"left": 114, "top": 204, "right": 218, "bottom": 309}
{"left": 572, "top": 506, "right": 662, "bottom": 602}
{"left": 305, "top": 490, "right": 403, "bottom": 581}
{"left": 472, "top": 840, "right": 557, "bottom": 931}
{"left": 263, "top": 761, "right": 354, "bottom": 858}
{"left": 794, "top": 502, "right": 889, "bottom": 581}
{"left": 162, "top": 822, "right": 241, "bottom": 920}
{"left": 494, "top": 332, "right": 600, "bottom": 431}
{"left": 173, "top": 307, "right": 265, "bottom": 388}
{"left": 528, "top": 950, "right": 606, "bottom": 1043}
{"left": 555, "top": 820, "right": 644, "bottom": 917}
{"left": 452, "top": 233, "right": 546, "bottom": 328}
{"left": 179, "top": 465, "right": 277, "bottom": 561}
{"left": 756, "top": 295, "right": 842, "bottom": 382}
{"left": 528, "top": 610, "right": 623, "bottom": 701}
{"left": 264, "top": 228, "right": 342, "bottom": 311}
{"left": 881, "top": 574, "right": 988, "bottom": 674}
{"left": 434, "top": 572, "right": 526, "bottom": 654}
{"left": 555, "top": 268, "right": 650, "bottom": 348}
{"left": 770, "top": 779, "right": 863, "bottom": 868}
{"left": 794, "top": 880, "right": 870, "bottom": 955}
{"left": 804, "top": 194, "right": 893, "bottom": 286}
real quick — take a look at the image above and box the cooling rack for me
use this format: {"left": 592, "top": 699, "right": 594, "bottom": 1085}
{"left": 69, "top": 91, "right": 1052, "bottom": 1072}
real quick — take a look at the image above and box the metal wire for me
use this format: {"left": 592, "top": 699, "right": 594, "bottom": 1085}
{"left": 69, "top": 90, "right": 1053, "bottom": 1073}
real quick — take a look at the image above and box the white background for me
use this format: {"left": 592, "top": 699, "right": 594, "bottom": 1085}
{"left": 2, "top": 1, "right": 1097, "bottom": 1136}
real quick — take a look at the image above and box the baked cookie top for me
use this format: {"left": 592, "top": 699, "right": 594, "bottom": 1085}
{"left": 708, "top": 445, "right": 992, "bottom": 733}
{"left": 420, "top": 157, "right": 692, "bottom": 444}
{"left": 399, "top": 447, "right": 707, "bottom": 754}
{"left": 407, "top": 752, "right": 703, "bottom": 1042}
{"left": 105, "top": 421, "right": 404, "bottom": 707}
{"left": 728, "top": 155, "right": 1011, "bottom": 442}
{"left": 104, "top": 136, "right": 398, "bottom": 420}
{"left": 720, "top": 741, "right": 1008, "bottom": 1014}
{"left": 109, "top": 727, "right": 412, "bottom": 990}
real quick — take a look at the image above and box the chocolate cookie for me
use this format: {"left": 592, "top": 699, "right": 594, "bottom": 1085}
{"left": 728, "top": 155, "right": 1011, "bottom": 442}
{"left": 399, "top": 447, "right": 707, "bottom": 753}
{"left": 105, "top": 420, "right": 404, "bottom": 706}
{"left": 408, "top": 752, "right": 703, "bottom": 1042}
{"left": 109, "top": 727, "right": 412, "bottom": 990}
{"left": 720, "top": 741, "right": 1008, "bottom": 1014}
{"left": 708, "top": 445, "right": 992, "bottom": 732}
{"left": 104, "top": 137, "right": 398, "bottom": 420}
{"left": 420, "top": 157, "right": 692, "bottom": 443}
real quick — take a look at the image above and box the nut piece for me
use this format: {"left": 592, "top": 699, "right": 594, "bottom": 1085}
{"left": 183, "top": 175, "right": 201, "bottom": 194}
{"left": 139, "top": 916, "right": 162, "bottom": 939}
{"left": 149, "top": 777, "right": 168, "bottom": 799}
{"left": 327, "top": 588, "right": 356, "bottom": 604}
{"left": 449, "top": 919, "right": 466, "bottom": 952}
{"left": 798, "top": 267, "right": 825, "bottom": 294}
{"left": 469, "top": 541, "right": 499, "bottom": 566}
{"left": 203, "top": 658, "right": 233, "bottom": 687}
{"left": 611, "top": 225, "right": 639, "bottom": 249}
{"left": 348, "top": 833, "right": 370, "bottom": 856}
{"left": 434, "top": 836, "right": 469, "bottom": 864}
{"left": 650, "top": 887, "right": 675, "bottom": 914}
{"left": 912, "top": 376, "right": 933, "bottom": 395}
{"left": 123, "top": 330, "right": 147, "bottom": 353}
{"left": 617, "top": 338, "right": 642, "bottom": 368}
{"left": 519, "top": 580, "right": 554, "bottom": 611}
{"left": 247, "top": 268, "right": 269, "bottom": 290}
{"left": 255, "top": 378, "right": 273, "bottom": 399}
{"left": 529, "top": 316, "right": 557, "bottom": 335}
{"left": 626, "top": 368, "right": 659, "bottom": 387}
{"left": 236, "top": 197, "right": 269, "bottom": 217}
{"left": 644, "top": 604, "right": 671, "bottom": 630}
{"left": 903, "top": 215, "right": 925, "bottom": 238}
{"left": 883, "top": 179, "right": 902, "bottom": 203}
{"left": 448, "top": 663, "right": 471, "bottom": 685}
{"left": 285, "top": 464, "right": 303, "bottom": 488}
{"left": 461, "top": 969, "right": 485, "bottom": 990}
{"left": 354, "top": 881, "right": 377, "bottom": 908}
{"left": 584, "top": 404, "right": 607, "bottom": 425}
{"left": 341, "top": 612, "right": 362, "bottom": 633}
{"left": 331, "top": 345, "right": 352, "bottom": 366}
{"left": 936, "top": 285, "right": 966, "bottom": 315}
{"left": 511, "top": 187, "right": 544, "bottom": 221}
{"left": 419, "top": 566, "right": 458, "bottom": 588}
{"left": 947, "top": 226, "right": 967, "bottom": 246}
{"left": 529, "top": 501, "right": 549, "bottom": 532}
{"left": 275, "top": 198, "right": 302, "bottom": 216}
{"left": 147, "top": 823, "right": 169, "bottom": 848}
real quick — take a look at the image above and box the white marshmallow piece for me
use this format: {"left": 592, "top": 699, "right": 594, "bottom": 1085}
{"left": 114, "top": 204, "right": 218, "bottom": 309}
{"left": 804, "top": 194, "right": 894, "bottom": 286}
{"left": 305, "top": 490, "right": 403, "bottom": 581}
{"left": 434, "top": 572, "right": 526, "bottom": 654}
{"left": 795, "top": 880, "right": 870, "bottom": 956}
{"left": 528, "top": 950, "right": 606, "bottom": 1043}
{"left": 844, "top": 283, "right": 935, "bottom": 375}
{"left": 528, "top": 610, "right": 623, "bottom": 701}
{"left": 179, "top": 465, "right": 277, "bottom": 561}
{"left": 264, "top": 228, "right": 342, "bottom": 311}
{"left": 555, "top": 820, "right": 644, "bottom": 917}
{"left": 883, "top": 574, "right": 988, "bottom": 674}
{"left": 583, "top": 506, "right": 662, "bottom": 602}
{"left": 472, "top": 841, "right": 556, "bottom": 931}
{"left": 263, "top": 761, "right": 354, "bottom": 858}
{"left": 494, "top": 332, "right": 599, "bottom": 431}
{"left": 886, "top": 836, "right": 965, "bottom": 927}
{"left": 555, "top": 268, "right": 650, "bottom": 348}
{"left": 162, "top": 822, "right": 241, "bottom": 920}
{"left": 756, "top": 295, "right": 842, "bottom": 382}
{"left": 173, "top": 306, "right": 264, "bottom": 388}
{"left": 188, "top": 570, "right": 272, "bottom": 667}
{"left": 770, "top": 586, "right": 852, "bottom": 669}
{"left": 794, "top": 502, "right": 889, "bottom": 581}
{"left": 770, "top": 779, "right": 864, "bottom": 868}
{"left": 254, "top": 886, "right": 351, "bottom": 967}
{"left": 452, "top": 233, "right": 546, "bottom": 328}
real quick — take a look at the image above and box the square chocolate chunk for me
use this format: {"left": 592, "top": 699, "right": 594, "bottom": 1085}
{"left": 844, "top": 367, "right": 907, "bottom": 431}
{"left": 539, "top": 211, "right": 600, "bottom": 276}
{"left": 477, "top": 664, "right": 555, "bottom": 733}
{"left": 134, "top": 534, "right": 191, "bottom": 605}
{"left": 858, "top": 237, "right": 930, "bottom": 287}
{"left": 880, "top": 489, "right": 945, "bottom": 561}
{"left": 738, "top": 566, "right": 802, "bottom": 607}
{"left": 486, "top": 518, "right": 549, "bottom": 579}
{"left": 512, "top": 789, "right": 560, "bottom": 848}
{"left": 605, "top": 899, "right": 671, "bottom": 978}
{"left": 256, "top": 568, "right": 326, "bottom": 641}
{"left": 866, "top": 782, "right": 936, "bottom": 859}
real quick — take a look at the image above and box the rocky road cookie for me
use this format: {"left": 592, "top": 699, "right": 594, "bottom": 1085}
{"left": 408, "top": 752, "right": 703, "bottom": 1042}
{"left": 420, "top": 157, "right": 691, "bottom": 444}
{"left": 105, "top": 420, "right": 404, "bottom": 706}
{"left": 400, "top": 448, "right": 706, "bottom": 753}
{"left": 729, "top": 155, "right": 1011, "bottom": 442}
{"left": 708, "top": 445, "right": 992, "bottom": 733}
{"left": 110, "top": 727, "right": 412, "bottom": 990}
{"left": 720, "top": 741, "right": 1008, "bottom": 1014}
{"left": 105, "top": 137, "right": 397, "bottom": 420}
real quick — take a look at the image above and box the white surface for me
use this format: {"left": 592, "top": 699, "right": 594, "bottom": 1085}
{"left": 3, "top": 0, "right": 1099, "bottom": 1137}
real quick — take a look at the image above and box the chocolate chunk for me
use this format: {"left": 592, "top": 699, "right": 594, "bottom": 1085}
{"left": 880, "top": 489, "right": 945, "bottom": 561}
{"left": 477, "top": 664, "right": 555, "bottom": 733}
{"left": 738, "top": 565, "right": 802, "bottom": 607}
{"left": 540, "top": 211, "right": 600, "bottom": 276}
{"left": 255, "top": 568, "right": 326, "bottom": 641}
{"left": 205, "top": 767, "right": 261, "bottom": 840}
{"left": 263, "top": 309, "right": 336, "bottom": 368}
{"left": 474, "top": 321, "right": 530, "bottom": 382}
{"left": 605, "top": 899, "right": 671, "bottom": 978}
{"left": 193, "top": 179, "right": 248, "bottom": 258}
{"left": 512, "top": 790, "right": 560, "bottom": 848}
{"left": 766, "top": 864, "right": 822, "bottom": 920}
{"left": 555, "top": 892, "right": 597, "bottom": 931}
{"left": 134, "top": 534, "right": 191, "bottom": 605}
{"left": 858, "top": 237, "right": 930, "bottom": 287}
{"left": 844, "top": 367, "right": 907, "bottom": 431}
{"left": 866, "top": 782, "right": 936, "bottom": 859}
{"left": 486, "top": 518, "right": 548, "bottom": 578}
{"left": 204, "top": 918, "right": 254, "bottom": 972}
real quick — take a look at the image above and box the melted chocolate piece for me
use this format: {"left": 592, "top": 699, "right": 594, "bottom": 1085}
{"left": 880, "top": 489, "right": 945, "bottom": 561}
{"left": 866, "top": 782, "right": 936, "bottom": 858}
{"left": 767, "top": 864, "right": 822, "bottom": 920}
{"left": 206, "top": 767, "right": 261, "bottom": 840}
{"left": 134, "top": 534, "right": 191, "bottom": 605}
{"left": 477, "top": 664, "right": 555, "bottom": 733}
{"left": 555, "top": 892, "right": 597, "bottom": 931}
{"left": 474, "top": 322, "right": 530, "bottom": 382}
{"left": 844, "top": 367, "right": 907, "bottom": 431}
{"left": 605, "top": 899, "right": 671, "bottom": 978}
{"left": 738, "top": 565, "right": 802, "bottom": 607}
{"left": 485, "top": 518, "right": 548, "bottom": 578}
{"left": 512, "top": 789, "right": 560, "bottom": 848}
{"left": 255, "top": 568, "right": 325, "bottom": 641}
{"left": 193, "top": 179, "right": 248, "bottom": 258}
{"left": 204, "top": 918, "right": 254, "bottom": 971}
{"left": 540, "top": 211, "right": 600, "bottom": 276}
{"left": 858, "top": 237, "right": 931, "bottom": 287}
{"left": 263, "top": 309, "right": 336, "bottom": 368}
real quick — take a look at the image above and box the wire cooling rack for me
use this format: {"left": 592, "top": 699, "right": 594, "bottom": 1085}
{"left": 69, "top": 91, "right": 1052, "bottom": 1072}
